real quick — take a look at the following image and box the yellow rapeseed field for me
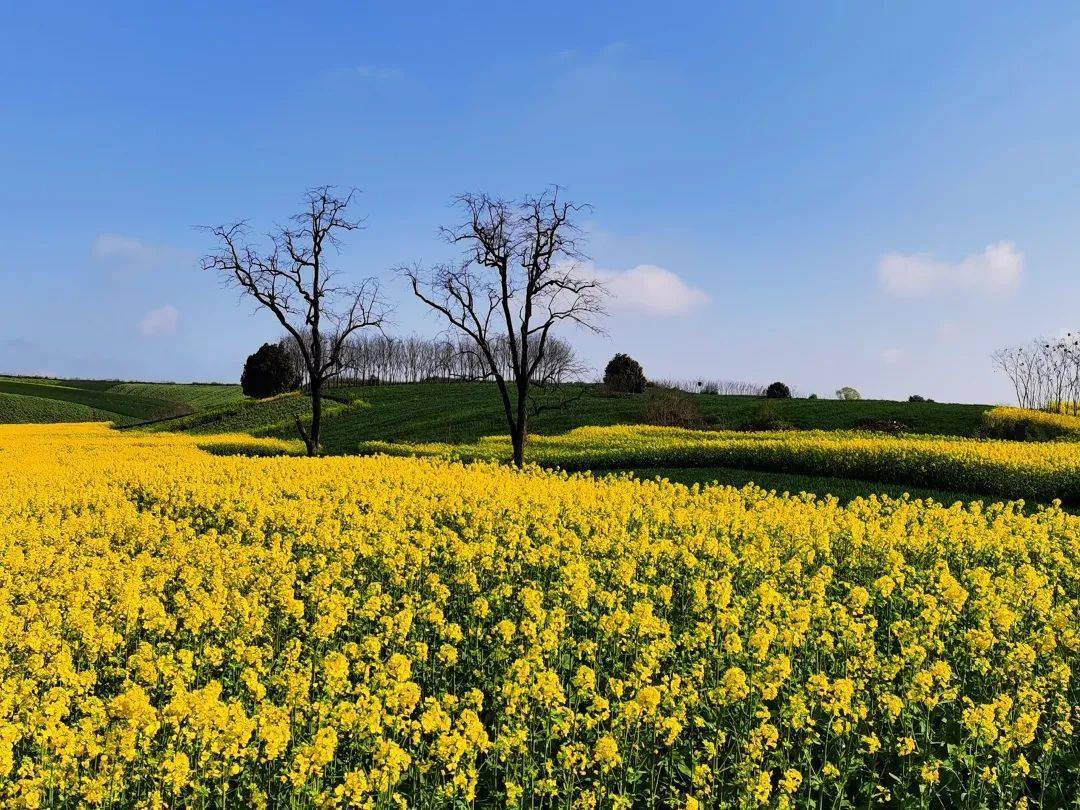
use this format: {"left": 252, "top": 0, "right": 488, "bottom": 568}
{"left": 360, "top": 424, "right": 1080, "bottom": 504}
{"left": 2, "top": 424, "right": 1078, "bottom": 808}
{"left": 983, "top": 406, "right": 1080, "bottom": 442}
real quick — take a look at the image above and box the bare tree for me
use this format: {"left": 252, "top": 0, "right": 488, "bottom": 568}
{"left": 401, "top": 188, "right": 605, "bottom": 466}
{"left": 202, "top": 186, "right": 386, "bottom": 455}
{"left": 994, "top": 334, "right": 1080, "bottom": 413}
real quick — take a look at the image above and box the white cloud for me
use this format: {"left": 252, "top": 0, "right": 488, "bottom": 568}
{"left": 877, "top": 241, "right": 1024, "bottom": 298}
{"left": 881, "top": 347, "right": 903, "bottom": 364}
{"left": 593, "top": 263, "right": 710, "bottom": 316}
{"left": 138, "top": 305, "right": 179, "bottom": 337}
{"left": 92, "top": 234, "right": 191, "bottom": 275}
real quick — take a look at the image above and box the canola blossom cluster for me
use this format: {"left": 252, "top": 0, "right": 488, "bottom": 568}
{"left": 361, "top": 424, "right": 1080, "bottom": 505}
{"left": 2, "top": 424, "right": 1079, "bottom": 808}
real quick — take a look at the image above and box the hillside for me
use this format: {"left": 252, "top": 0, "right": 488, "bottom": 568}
{"left": 1, "top": 375, "right": 1005, "bottom": 504}
{"left": 0, "top": 375, "right": 994, "bottom": 445}
{"left": 0, "top": 375, "right": 242, "bottom": 426}
{"left": 132, "top": 382, "right": 993, "bottom": 452}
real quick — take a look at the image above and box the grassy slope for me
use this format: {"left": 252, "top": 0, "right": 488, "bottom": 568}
{"left": 0, "top": 376, "right": 247, "bottom": 426}
{"left": 109, "top": 382, "right": 245, "bottom": 410}
{"left": 141, "top": 392, "right": 320, "bottom": 435}
{"left": 273, "top": 383, "right": 992, "bottom": 452}
{"left": 0, "top": 378, "right": 183, "bottom": 424}
{"left": 0, "top": 375, "right": 122, "bottom": 391}
{"left": 700, "top": 394, "right": 989, "bottom": 436}
{"left": 0, "top": 392, "right": 121, "bottom": 424}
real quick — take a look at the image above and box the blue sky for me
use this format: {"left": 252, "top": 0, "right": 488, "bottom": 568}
{"left": 3, "top": 1, "right": 1079, "bottom": 402}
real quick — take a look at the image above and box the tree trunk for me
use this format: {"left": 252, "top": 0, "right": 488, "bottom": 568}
{"left": 308, "top": 379, "right": 322, "bottom": 456}
{"left": 510, "top": 425, "right": 525, "bottom": 468}
{"left": 512, "top": 383, "right": 529, "bottom": 468}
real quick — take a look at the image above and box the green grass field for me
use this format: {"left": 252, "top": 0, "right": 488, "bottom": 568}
{"left": 0, "top": 392, "right": 121, "bottom": 424}
{"left": 264, "top": 383, "right": 991, "bottom": 449}
{"left": 0, "top": 375, "right": 243, "bottom": 426}
{"left": 144, "top": 391, "right": 328, "bottom": 435}
{"left": 109, "top": 382, "right": 245, "bottom": 411}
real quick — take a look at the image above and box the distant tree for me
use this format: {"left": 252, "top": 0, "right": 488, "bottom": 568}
{"left": 765, "top": 381, "right": 791, "bottom": 399}
{"left": 908, "top": 394, "right": 926, "bottom": 403}
{"left": 241, "top": 343, "right": 301, "bottom": 398}
{"left": 202, "top": 187, "right": 386, "bottom": 455}
{"left": 836, "top": 386, "right": 862, "bottom": 400}
{"left": 808, "top": 393, "right": 818, "bottom": 400}
{"left": 402, "top": 188, "right": 605, "bottom": 467}
{"left": 604, "top": 353, "right": 646, "bottom": 393}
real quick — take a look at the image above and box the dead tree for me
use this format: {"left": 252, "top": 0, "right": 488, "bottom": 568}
{"left": 202, "top": 186, "right": 385, "bottom": 455}
{"left": 401, "top": 188, "right": 604, "bottom": 466}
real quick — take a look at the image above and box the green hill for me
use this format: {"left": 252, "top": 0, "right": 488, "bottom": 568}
{"left": 1, "top": 376, "right": 993, "bottom": 443}
{"left": 296, "top": 383, "right": 991, "bottom": 452}
{"left": 0, "top": 392, "right": 121, "bottom": 424}
{"left": 0, "top": 376, "right": 242, "bottom": 426}
{"left": 139, "top": 382, "right": 991, "bottom": 450}
{"left": 108, "top": 382, "right": 245, "bottom": 411}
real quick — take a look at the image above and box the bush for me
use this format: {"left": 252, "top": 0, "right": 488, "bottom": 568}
{"left": 808, "top": 393, "right": 818, "bottom": 400}
{"left": 836, "top": 386, "right": 862, "bottom": 401}
{"left": 908, "top": 394, "right": 925, "bottom": 403}
{"left": 855, "top": 418, "right": 910, "bottom": 436}
{"left": 241, "top": 343, "right": 301, "bottom": 399}
{"left": 744, "top": 402, "right": 792, "bottom": 431}
{"left": 603, "top": 354, "right": 646, "bottom": 394}
{"left": 765, "top": 381, "right": 791, "bottom": 399}
{"left": 642, "top": 389, "right": 703, "bottom": 428}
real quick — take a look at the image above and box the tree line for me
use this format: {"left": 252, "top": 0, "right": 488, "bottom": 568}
{"left": 278, "top": 332, "right": 581, "bottom": 388}
{"left": 993, "top": 332, "right": 1080, "bottom": 414}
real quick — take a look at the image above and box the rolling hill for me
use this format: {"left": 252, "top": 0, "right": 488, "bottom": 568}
{"left": 0, "top": 376, "right": 242, "bottom": 426}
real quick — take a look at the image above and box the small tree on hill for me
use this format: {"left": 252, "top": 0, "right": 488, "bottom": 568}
{"left": 604, "top": 353, "right": 646, "bottom": 393}
{"left": 765, "top": 381, "right": 791, "bottom": 399}
{"left": 202, "top": 187, "right": 386, "bottom": 456}
{"left": 241, "top": 343, "right": 301, "bottom": 398}
{"left": 836, "top": 386, "right": 862, "bottom": 400}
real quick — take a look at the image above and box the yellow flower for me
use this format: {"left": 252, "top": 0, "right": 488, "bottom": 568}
{"left": 921, "top": 760, "right": 940, "bottom": 784}
{"left": 593, "top": 736, "right": 621, "bottom": 771}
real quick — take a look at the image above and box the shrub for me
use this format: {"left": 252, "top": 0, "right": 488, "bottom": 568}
{"left": 808, "top": 393, "right": 818, "bottom": 400}
{"left": 854, "top": 418, "right": 910, "bottom": 436}
{"left": 836, "top": 386, "right": 861, "bottom": 401}
{"left": 908, "top": 394, "right": 925, "bottom": 403}
{"left": 744, "top": 401, "right": 792, "bottom": 431}
{"left": 765, "top": 381, "right": 791, "bottom": 399}
{"left": 241, "top": 343, "right": 301, "bottom": 399}
{"left": 700, "top": 381, "right": 719, "bottom": 395}
{"left": 642, "top": 389, "right": 703, "bottom": 428}
{"left": 603, "top": 353, "right": 646, "bottom": 393}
